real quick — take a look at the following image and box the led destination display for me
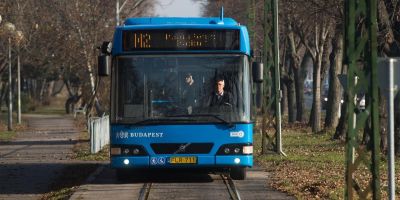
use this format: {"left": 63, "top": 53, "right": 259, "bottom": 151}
{"left": 122, "top": 29, "right": 240, "bottom": 51}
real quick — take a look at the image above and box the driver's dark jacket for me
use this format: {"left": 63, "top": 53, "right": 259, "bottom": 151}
{"left": 208, "top": 91, "right": 233, "bottom": 107}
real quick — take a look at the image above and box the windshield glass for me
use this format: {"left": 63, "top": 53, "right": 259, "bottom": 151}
{"left": 113, "top": 54, "right": 250, "bottom": 124}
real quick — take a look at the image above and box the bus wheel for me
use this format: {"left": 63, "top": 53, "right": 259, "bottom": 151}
{"left": 230, "top": 167, "right": 246, "bottom": 180}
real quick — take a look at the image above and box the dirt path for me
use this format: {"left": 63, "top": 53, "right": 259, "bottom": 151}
{"left": 0, "top": 114, "right": 80, "bottom": 200}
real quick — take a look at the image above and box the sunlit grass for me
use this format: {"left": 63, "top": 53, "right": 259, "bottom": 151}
{"left": 0, "top": 131, "right": 16, "bottom": 141}
{"left": 0, "top": 112, "right": 28, "bottom": 141}
{"left": 30, "top": 105, "right": 66, "bottom": 115}
{"left": 254, "top": 123, "right": 400, "bottom": 199}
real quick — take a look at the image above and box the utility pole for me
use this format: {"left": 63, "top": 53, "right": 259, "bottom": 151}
{"left": 272, "top": 0, "right": 282, "bottom": 155}
{"left": 4, "top": 22, "right": 16, "bottom": 131}
{"left": 344, "top": 0, "right": 380, "bottom": 199}
{"left": 8, "top": 36, "right": 13, "bottom": 131}
{"left": 260, "top": 0, "right": 283, "bottom": 155}
{"left": 17, "top": 49, "right": 21, "bottom": 124}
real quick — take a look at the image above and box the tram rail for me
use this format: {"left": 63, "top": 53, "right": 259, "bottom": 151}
{"left": 138, "top": 183, "right": 152, "bottom": 200}
{"left": 221, "top": 174, "right": 242, "bottom": 200}
{"left": 137, "top": 174, "right": 241, "bottom": 200}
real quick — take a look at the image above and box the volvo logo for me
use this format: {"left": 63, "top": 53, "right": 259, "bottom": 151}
{"left": 174, "top": 143, "right": 191, "bottom": 154}
{"left": 179, "top": 144, "right": 187, "bottom": 152}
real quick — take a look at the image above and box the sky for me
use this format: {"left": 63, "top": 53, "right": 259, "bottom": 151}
{"left": 154, "top": 0, "right": 204, "bottom": 17}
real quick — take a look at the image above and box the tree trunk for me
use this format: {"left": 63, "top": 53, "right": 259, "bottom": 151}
{"left": 287, "top": 68, "right": 296, "bottom": 123}
{"left": 395, "top": 93, "right": 400, "bottom": 155}
{"left": 300, "top": 51, "right": 312, "bottom": 122}
{"left": 325, "top": 32, "right": 344, "bottom": 129}
{"left": 378, "top": 0, "right": 400, "bottom": 56}
{"left": 333, "top": 62, "right": 348, "bottom": 140}
{"left": 320, "top": 39, "right": 331, "bottom": 86}
{"left": 0, "top": 82, "right": 7, "bottom": 111}
{"left": 39, "top": 79, "right": 47, "bottom": 103}
{"left": 294, "top": 64, "right": 305, "bottom": 122}
{"left": 287, "top": 24, "right": 305, "bottom": 122}
{"left": 333, "top": 100, "right": 347, "bottom": 141}
{"left": 281, "top": 83, "right": 288, "bottom": 116}
{"left": 311, "top": 55, "right": 322, "bottom": 133}
{"left": 379, "top": 92, "right": 388, "bottom": 152}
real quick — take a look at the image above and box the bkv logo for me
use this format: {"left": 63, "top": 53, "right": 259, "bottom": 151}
{"left": 230, "top": 130, "right": 244, "bottom": 138}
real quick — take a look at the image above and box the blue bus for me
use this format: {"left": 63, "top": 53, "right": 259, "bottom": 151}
{"left": 98, "top": 13, "right": 263, "bottom": 180}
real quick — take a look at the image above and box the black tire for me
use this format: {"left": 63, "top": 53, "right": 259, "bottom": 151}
{"left": 230, "top": 167, "right": 246, "bottom": 180}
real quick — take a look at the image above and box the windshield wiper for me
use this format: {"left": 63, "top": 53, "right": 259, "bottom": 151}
{"left": 166, "top": 114, "right": 234, "bottom": 127}
{"left": 133, "top": 117, "right": 195, "bottom": 125}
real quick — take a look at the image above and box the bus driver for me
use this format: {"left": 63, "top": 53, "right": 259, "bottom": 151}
{"left": 208, "top": 77, "right": 233, "bottom": 108}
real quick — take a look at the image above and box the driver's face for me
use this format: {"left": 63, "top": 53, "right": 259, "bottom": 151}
{"left": 217, "top": 80, "right": 224, "bottom": 94}
{"left": 185, "top": 76, "right": 192, "bottom": 83}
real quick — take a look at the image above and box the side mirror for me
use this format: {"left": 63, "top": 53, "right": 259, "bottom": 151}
{"left": 98, "top": 41, "right": 112, "bottom": 76}
{"left": 101, "top": 41, "right": 112, "bottom": 55}
{"left": 252, "top": 62, "right": 263, "bottom": 83}
{"left": 98, "top": 55, "right": 110, "bottom": 76}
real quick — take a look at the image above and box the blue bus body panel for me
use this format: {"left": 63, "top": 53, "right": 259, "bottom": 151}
{"left": 111, "top": 17, "right": 250, "bottom": 56}
{"left": 109, "top": 17, "right": 253, "bottom": 170}
{"left": 110, "top": 123, "right": 253, "bottom": 169}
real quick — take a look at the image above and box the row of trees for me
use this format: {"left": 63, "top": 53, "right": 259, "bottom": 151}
{"left": 0, "top": 0, "right": 154, "bottom": 116}
{"left": 202, "top": 0, "right": 400, "bottom": 153}
{"left": 1, "top": 0, "right": 399, "bottom": 153}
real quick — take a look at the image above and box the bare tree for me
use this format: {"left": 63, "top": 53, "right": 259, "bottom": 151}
{"left": 325, "top": 25, "right": 343, "bottom": 129}
{"left": 0, "top": 0, "right": 156, "bottom": 116}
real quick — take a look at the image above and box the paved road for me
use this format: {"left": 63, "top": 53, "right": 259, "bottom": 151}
{"left": 0, "top": 114, "right": 80, "bottom": 200}
{"left": 70, "top": 165, "right": 295, "bottom": 200}
{"left": 0, "top": 114, "right": 295, "bottom": 200}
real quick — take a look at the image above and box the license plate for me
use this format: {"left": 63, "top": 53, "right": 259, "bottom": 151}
{"left": 170, "top": 156, "right": 197, "bottom": 164}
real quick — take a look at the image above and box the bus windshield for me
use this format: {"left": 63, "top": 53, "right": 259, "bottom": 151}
{"left": 113, "top": 54, "right": 250, "bottom": 124}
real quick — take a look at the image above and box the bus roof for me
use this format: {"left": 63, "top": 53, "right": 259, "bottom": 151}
{"left": 124, "top": 17, "right": 239, "bottom": 26}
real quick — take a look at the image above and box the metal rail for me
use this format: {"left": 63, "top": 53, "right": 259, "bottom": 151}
{"left": 221, "top": 174, "right": 241, "bottom": 200}
{"left": 136, "top": 175, "right": 240, "bottom": 200}
{"left": 138, "top": 183, "right": 152, "bottom": 200}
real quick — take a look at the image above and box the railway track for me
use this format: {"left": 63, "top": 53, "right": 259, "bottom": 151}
{"left": 138, "top": 183, "right": 152, "bottom": 200}
{"left": 221, "top": 174, "right": 241, "bottom": 200}
{"left": 137, "top": 174, "right": 241, "bottom": 200}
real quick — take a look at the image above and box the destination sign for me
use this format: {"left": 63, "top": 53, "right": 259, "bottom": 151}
{"left": 122, "top": 29, "right": 240, "bottom": 51}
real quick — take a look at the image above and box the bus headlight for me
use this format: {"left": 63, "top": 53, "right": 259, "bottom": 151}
{"left": 234, "top": 158, "right": 241, "bottom": 164}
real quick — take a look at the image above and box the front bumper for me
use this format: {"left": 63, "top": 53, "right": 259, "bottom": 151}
{"left": 111, "top": 155, "right": 253, "bottom": 169}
